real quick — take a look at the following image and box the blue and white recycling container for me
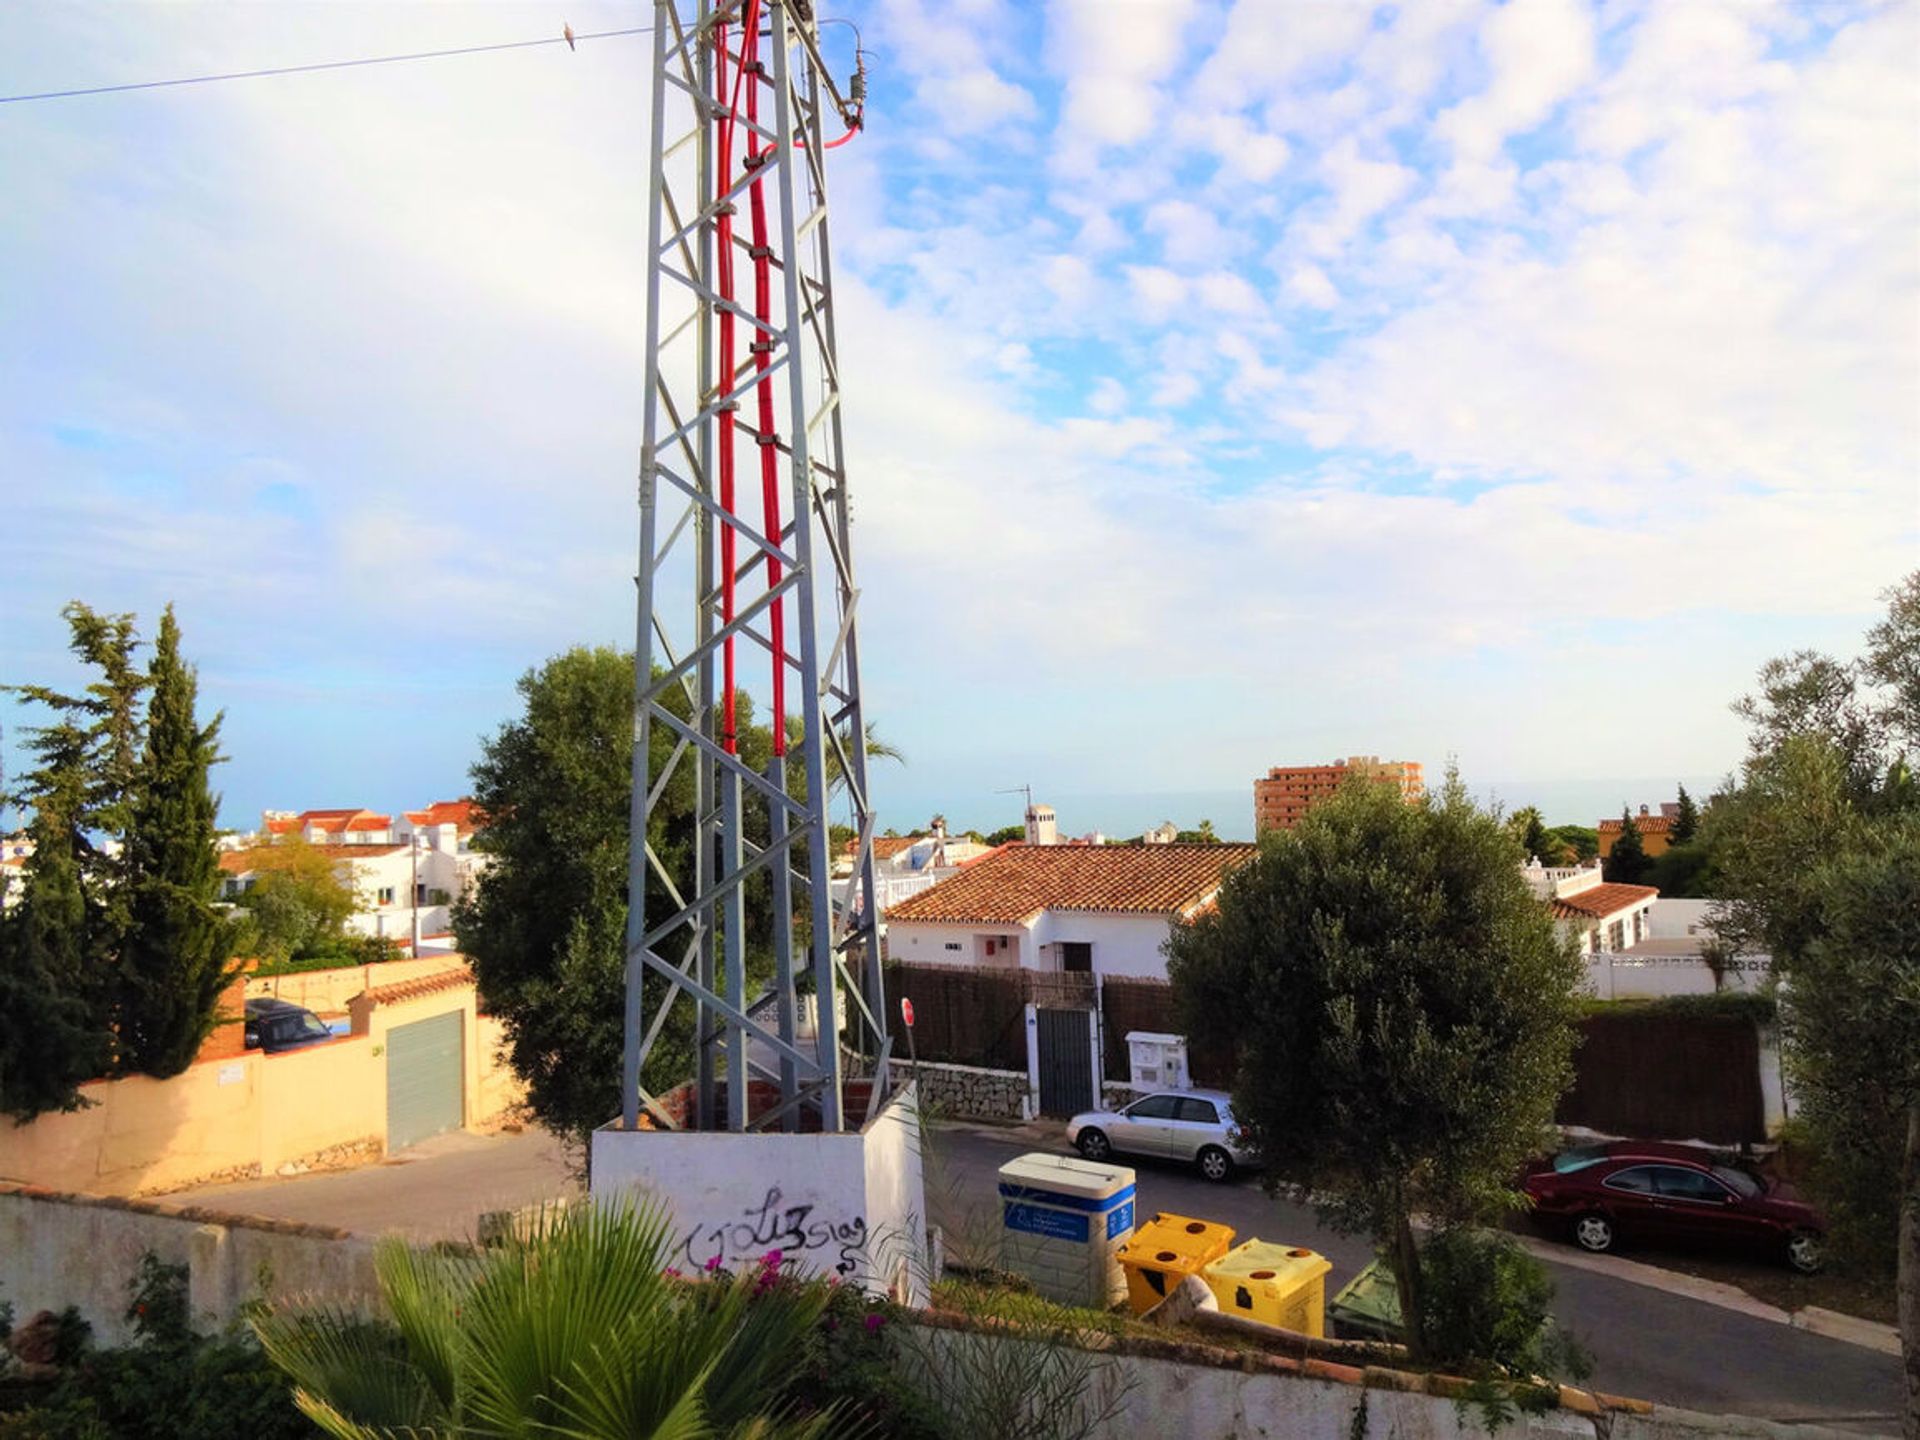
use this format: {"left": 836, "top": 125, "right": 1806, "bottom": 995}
{"left": 997, "top": 1151, "right": 1136, "bottom": 1308}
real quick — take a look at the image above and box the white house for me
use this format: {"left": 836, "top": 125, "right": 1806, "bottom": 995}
{"left": 883, "top": 842, "right": 1256, "bottom": 981}
{"left": 1520, "top": 859, "right": 1658, "bottom": 956}
{"left": 221, "top": 800, "right": 488, "bottom": 951}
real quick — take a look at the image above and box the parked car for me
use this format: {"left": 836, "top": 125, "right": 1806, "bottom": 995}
{"left": 1521, "top": 1141, "right": 1825, "bottom": 1273}
{"left": 1066, "top": 1089, "right": 1253, "bottom": 1182}
{"left": 243, "top": 997, "right": 336, "bottom": 1054}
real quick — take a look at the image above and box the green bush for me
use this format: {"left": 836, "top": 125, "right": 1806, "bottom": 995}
{"left": 0, "top": 1255, "right": 310, "bottom": 1440}
{"left": 1417, "top": 1229, "right": 1590, "bottom": 1383}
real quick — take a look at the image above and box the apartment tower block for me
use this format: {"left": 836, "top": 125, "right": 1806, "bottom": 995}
{"left": 1254, "top": 756, "right": 1424, "bottom": 833}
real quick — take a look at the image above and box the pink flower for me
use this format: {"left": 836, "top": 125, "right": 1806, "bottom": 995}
{"left": 761, "top": 1249, "right": 784, "bottom": 1269}
{"left": 663, "top": 1267, "right": 682, "bottom": 1279}
{"left": 864, "top": 1312, "right": 885, "bottom": 1333}
{"left": 704, "top": 1255, "right": 723, "bottom": 1273}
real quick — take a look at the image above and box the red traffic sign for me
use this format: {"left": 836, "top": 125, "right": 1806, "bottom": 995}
{"left": 900, "top": 997, "right": 915, "bottom": 1028}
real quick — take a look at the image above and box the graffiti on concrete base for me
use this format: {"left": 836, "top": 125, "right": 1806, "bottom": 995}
{"left": 677, "top": 1185, "right": 868, "bottom": 1275}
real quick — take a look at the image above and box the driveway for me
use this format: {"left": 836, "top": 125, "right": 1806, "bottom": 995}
{"left": 171, "top": 1127, "right": 579, "bottom": 1241}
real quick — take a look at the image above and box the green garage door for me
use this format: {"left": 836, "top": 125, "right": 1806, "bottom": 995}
{"left": 387, "top": 1011, "right": 464, "bottom": 1152}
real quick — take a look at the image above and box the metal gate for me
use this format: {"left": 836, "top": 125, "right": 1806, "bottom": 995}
{"left": 1036, "top": 1008, "right": 1094, "bottom": 1118}
{"left": 386, "top": 1011, "right": 464, "bottom": 1152}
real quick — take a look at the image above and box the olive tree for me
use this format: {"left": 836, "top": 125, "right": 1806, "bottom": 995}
{"left": 1168, "top": 771, "right": 1583, "bottom": 1359}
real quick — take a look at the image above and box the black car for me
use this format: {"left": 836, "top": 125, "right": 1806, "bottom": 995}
{"left": 243, "top": 998, "right": 336, "bottom": 1054}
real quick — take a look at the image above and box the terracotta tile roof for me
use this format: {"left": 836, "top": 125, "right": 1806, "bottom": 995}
{"left": 884, "top": 843, "right": 1256, "bottom": 926}
{"left": 270, "top": 808, "right": 394, "bottom": 835}
{"left": 402, "top": 798, "right": 484, "bottom": 833}
{"left": 1599, "top": 816, "right": 1674, "bottom": 833}
{"left": 1550, "top": 882, "right": 1659, "bottom": 920}
{"left": 363, "top": 965, "right": 475, "bottom": 1006}
{"left": 842, "top": 834, "right": 924, "bottom": 860}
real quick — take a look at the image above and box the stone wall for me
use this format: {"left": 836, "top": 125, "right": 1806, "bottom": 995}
{"left": 0, "top": 1182, "right": 378, "bottom": 1348}
{"left": 1102, "top": 1080, "right": 1144, "bottom": 1111}
{"left": 888, "top": 1059, "right": 1032, "bottom": 1122}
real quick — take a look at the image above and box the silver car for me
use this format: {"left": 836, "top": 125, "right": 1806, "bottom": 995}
{"left": 1066, "top": 1088, "right": 1253, "bottom": 1183}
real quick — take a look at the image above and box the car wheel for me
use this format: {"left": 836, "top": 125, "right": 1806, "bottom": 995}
{"left": 1076, "top": 1128, "right": 1111, "bottom": 1162}
{"left": 1573, "top": 1213, "right": 1615, "bottom": 1254}
{"left": 1787, "top": 1229, "right": 1823, "bottom": 1274}
{"left": 1197, "top": 1145, "right": 1235, "bottom": 1183}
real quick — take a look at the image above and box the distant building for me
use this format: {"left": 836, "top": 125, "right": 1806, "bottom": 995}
{"left": 1140, "top": 821, "right": 1178, "bottom": 846}
{"left": 885, "top": 842, "right": 1256, "bottom": 980}
{"left": 222, "top": 799, "right": 488, "bottom": 949}
{"left": 1024, "top": 802, "right": 1059, "bottom": 846}
{"left": 1598, "top": 806, "right": 1674, "bottom": 859}
{"left": 1519, "top": 858, "right": 1658, "bottom": 956}
{"left": 1254, "top": 756, "right": 1423, "bottom": 833}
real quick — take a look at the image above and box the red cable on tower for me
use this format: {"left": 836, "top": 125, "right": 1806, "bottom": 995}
{"left": 742, "top": 12, "right": 786, "bottom": 756}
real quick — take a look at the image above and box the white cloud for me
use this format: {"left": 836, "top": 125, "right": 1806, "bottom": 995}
{"left": 1195, "top": 270, "right": 1263, "bottom": 313}
{"left": 1123, "top": 265, "right": 1189, "bottom": 320}
{"left": 1145, "top": 199, "right": 1235, "bottom": 267}
{"left": 1436, "top": 0, "right": 1597, "bottom": 164}
{"left": 1284, "top": 264, "right": 1340, "bottom": 310}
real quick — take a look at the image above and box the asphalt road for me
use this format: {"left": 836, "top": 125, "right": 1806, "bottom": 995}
{"left": 924, "top": 1125, "right": 1906, "bottom": 1434}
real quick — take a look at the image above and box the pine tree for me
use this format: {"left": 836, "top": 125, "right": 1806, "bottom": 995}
{"left": 0, "top": 719, "right": 112, "bottom": 1119}
{"left": 118, "top": 607, "right": 236, "bottom": 1077}
{"left": 1605, "top": 807, "right": 1651, "bottom": 884}
{"left": 1670, "top": 784, "right": 1700, "bottom": 844}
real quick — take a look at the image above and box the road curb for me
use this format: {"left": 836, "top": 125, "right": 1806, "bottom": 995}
{"left": 1791, "top": 1305, "right": 1902, "bottom": 1356}
{"left": 1512, "top": 1233, "right": 1901, "bottom": 1355}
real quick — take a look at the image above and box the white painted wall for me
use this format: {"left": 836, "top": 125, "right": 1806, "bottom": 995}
{"left": 1648, "top": 898, "right": 1715, "bottom": 939}
{"left": 590, "top": 1087, "right": 929, "bottom": 1305}
{"left": 1030, "top": 911, "right": 1175, "bottom": 980}
{"left": 888, "top": 921, "right": 1005, "bottom": 966}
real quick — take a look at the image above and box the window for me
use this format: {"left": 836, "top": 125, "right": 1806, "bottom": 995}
{"left": 1654, "top": 1166, "right": 1730, "bottom": 1203}
{"left": 1590, "top": 927, "right": 1605, "bottom": 954}
{"left": 1127, "top": 1095, "right": 1181, "bottom": 1121}
{"left": 1176, "top": 1098, "right": 1219, "bottom": 1125}
{"left": 1711, "top": 1165, "right": 1763, "bottom": 1200}
{"left": 943, "top": 942, "right": 961, "bottom": 952}
{"left": 415, "top": 882, "right": 428, "bottom": 905}
{"left": 1602, "top": 1165, "right": 1658, "bottom": 1194}
{"left": 377, "top": 886, "right": 396, "bottom": 905}
{"left": 1552, "top": 1146, "right": 1609, "bottom": 1174}
{"left": 1608, "top": 919, "right": 1626, "bottom": 951}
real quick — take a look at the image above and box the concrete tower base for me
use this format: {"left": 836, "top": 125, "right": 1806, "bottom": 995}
{"left": 590, "top": 1080, "right": 928, "bottom": 1306}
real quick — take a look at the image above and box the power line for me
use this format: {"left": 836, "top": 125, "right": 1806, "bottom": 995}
{"left": 0, "top": 25, "right": 653, "bottom": 106}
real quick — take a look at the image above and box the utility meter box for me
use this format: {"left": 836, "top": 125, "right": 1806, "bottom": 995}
{"left": 1126, "top": 1031, "right": 1189, "bottom": 1091}
{"left": 998, "top": 1152, "right": 1136, "bottom": 1309}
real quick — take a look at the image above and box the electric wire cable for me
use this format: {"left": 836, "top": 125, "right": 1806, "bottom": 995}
{"left": 0, "top": 25, "right": 653, "bottom": 106}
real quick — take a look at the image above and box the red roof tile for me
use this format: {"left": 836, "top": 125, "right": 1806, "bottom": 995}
{"left": 402, "top": 799, "right": 485, "bottom": 833}
{"left": 884, "top": 843, "right": 1256, "bottom": 925}
{"left": 363, "top": 966, "right": 475, "bottom": 1006}
{"left": 220, "top": 844, "right": 408, "bottom": 874}
{"left": 1599, "top": 816, "right": 1674, "bottom": 833}
{"left": 1550, "top": 883, "right": 1659, "bottom": 920}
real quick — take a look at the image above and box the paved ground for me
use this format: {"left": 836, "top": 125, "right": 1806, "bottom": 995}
{"left": 170, "top": 1120, "right": 1905, "bottom": 1433}
{"left": 175, "top": 1126, "right": 580, "bottom": 1240}
{"left": 925, "top": 1125, "right": 1905, "bottom": 1435}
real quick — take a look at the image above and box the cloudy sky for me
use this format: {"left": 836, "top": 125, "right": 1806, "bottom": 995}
{"left": 3, "top": 0, "right": 1914, "bottom": 837}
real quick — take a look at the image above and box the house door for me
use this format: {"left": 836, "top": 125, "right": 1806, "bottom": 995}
{"left": 1036, "top": 1008, "right": 1094, "bottom": 1117}
{"left": 387, "top": 1011, "right": 464, "bottom": 1152}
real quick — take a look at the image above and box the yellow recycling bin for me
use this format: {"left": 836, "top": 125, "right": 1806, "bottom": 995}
{"left": 1115, "top": 1212, "right": 1235, "bottom": 1314}
{"left": 1202, "top": 1240, "right": 1332, "bottom": 1336}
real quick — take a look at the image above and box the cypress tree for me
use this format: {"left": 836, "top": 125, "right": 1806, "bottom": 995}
{"left": 1605, "top": 807, "right": 1651, "bottom": 884}
{"left": 1670, "top": 784, "right": 1700, "bottom": 844}
{"left": 119, "top": 606, "right": 236, "bottom": 1077}
{"left": 0, "top": 720, "right": 112, "bottom": 1120}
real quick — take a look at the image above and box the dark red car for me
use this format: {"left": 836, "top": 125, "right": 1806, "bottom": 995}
{"left": 1521, "top": 1141, "right": 1825, "bottom": 1273}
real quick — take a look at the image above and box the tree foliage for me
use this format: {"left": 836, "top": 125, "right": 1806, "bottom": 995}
{"left": 1168, "top": 770, "right": 1583, "bottom": 1362}
{"left": 1506, "top": 806, "right": 1550, "bottom": 862}
{"left": 1707, "top": 571, "right": 1918, "bottom": 1434}
{"left": 1603, "top": 808, "right": 1652, "bottom": 885}
{"left": 118, "top": 607, "right": 236, "bottom": 1077}
{"left": 1670, "top": 784, "right": 1700, "bottom": 844}
{"left": 2, "top": 603, "right": 232, "bottom": 1113}
{"left": 232, "top": 837, "right": 360, "bottom": 965}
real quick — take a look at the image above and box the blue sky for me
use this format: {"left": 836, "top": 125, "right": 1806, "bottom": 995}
{"left": 3, "top": 0, "right": 1914, "bottom": 839}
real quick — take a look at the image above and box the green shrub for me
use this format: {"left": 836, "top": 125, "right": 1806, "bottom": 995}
{"left": 1417, "top": 1229, "right": 1590, "bottom": 1383}
{"left": 0, "top": 1255, "right": 311, "bottom": 1440}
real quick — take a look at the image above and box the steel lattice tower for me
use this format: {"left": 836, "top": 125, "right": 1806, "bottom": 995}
{"left": 622, "top": 0, "right": 887, "bottom": 1135}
